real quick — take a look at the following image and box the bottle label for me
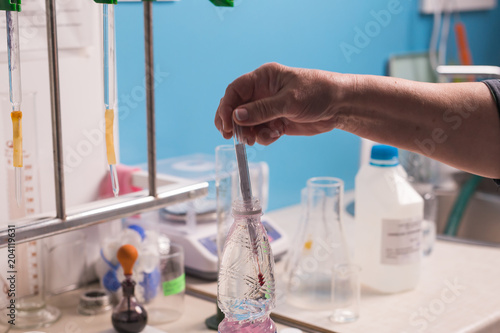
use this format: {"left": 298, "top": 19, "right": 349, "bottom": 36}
{"left": 381, "top": 217, "right": 421, "bottom": 265}
{"left": 162, "top": 273, "right": 185, "bottom": 296}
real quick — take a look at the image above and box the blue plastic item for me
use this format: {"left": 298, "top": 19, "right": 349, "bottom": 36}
{"left": 370, "top": 145, "right": 399, "bottom": 167}
{"left": 128, "top": 224, "right": 146, "bottom": 241}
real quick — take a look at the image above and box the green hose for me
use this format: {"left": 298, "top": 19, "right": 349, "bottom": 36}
{"left": 444, "top": 175, "right": 482, "bottom": 236}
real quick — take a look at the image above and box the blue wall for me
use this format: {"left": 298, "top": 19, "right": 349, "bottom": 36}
{"left": 116, "top": 0, "right": 500, "bottom": 210}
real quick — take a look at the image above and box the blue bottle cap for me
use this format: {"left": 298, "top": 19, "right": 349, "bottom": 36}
{"left": 370, "top": 145, "right": 399, "bottom": 167}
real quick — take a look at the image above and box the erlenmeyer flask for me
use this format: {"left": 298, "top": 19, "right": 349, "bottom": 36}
{"left": 285, "top": 177, "right": 349, "bottom": 310}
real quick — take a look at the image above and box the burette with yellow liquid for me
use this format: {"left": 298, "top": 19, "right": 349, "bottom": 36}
{"left": 102, "top": 0, "right": 119, "bottom": 196}
{"left": 4, "top": 3, "right": 23, "bottom": 206}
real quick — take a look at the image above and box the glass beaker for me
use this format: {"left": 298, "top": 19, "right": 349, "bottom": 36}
{"left": 285, "top": 177, "right": 349, "bottom": 310}
{"left": 45, "top": 231, "right": 88, "bottom": 295}
{"left": 330, "top": 264, "right": 361, "bottom": 323}
{"left": 399, "top": 150, "right": 438, "bottom": 256}
{"left": 215, "top": 145, "right": 238, "bottom": 257}
{"left": 205, "top": 145, "right": 239, "bottom": 330}
{"left": 146, "top": 243, "right": 185, "bottom": 325}
{"left": 0, "top": 93, "right": 61, "bottom": 329}
{"left": 7, "top": 240, "right": 61, "bottom": 329}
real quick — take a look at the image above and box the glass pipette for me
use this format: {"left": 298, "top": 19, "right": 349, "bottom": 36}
{"left": 6, "top": 10, "right": 23, "bottom": 206}
{"left": 103, "top": 3, "right": 119, "bottom": 196}
{"left": 233, "top": 121, "right": 265, "bottom": 286}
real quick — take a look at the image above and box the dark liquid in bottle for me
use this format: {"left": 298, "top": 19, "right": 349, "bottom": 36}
{"left": 112, "top": 310, "right": 148, "bottom": 333}
{"left": 258, "top": 272, "right": 264, "bottom": 286}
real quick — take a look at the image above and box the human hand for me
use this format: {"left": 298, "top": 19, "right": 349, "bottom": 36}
{"left": 214, "top": 63, "right": 349, "bottom": 145}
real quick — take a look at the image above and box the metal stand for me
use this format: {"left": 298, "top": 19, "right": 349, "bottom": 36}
{"left": 0, "top": 0, "right": 208, "bottom": 245}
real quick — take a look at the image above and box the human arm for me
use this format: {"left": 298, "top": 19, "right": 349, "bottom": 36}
{"left": 214, "top": 63, "right": 500, "bottom": 178}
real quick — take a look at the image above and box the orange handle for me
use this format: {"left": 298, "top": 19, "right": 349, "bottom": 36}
{"left": 117, "top": 244, "right": 138, "bottom": 276}
{"left": 455, "top": 22, "right": 472, "bottom": 66}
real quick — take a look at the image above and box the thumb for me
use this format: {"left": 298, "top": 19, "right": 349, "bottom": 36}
{"left": 233, "top": 94, "right": 287, "bottom": 126}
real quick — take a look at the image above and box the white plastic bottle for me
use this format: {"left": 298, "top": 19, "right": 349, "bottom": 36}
{"left": 355, "top": 145, "right": 423, "bottom": 293}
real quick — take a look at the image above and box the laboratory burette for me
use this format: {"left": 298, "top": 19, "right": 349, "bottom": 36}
{"left": 233, "top": 121, "right": 265, "bottom": 286}
{"left": 102, "top": 2, "right": 119, "bottom": 196}
{"left": 6, "top": 8, "right": 23, "bottom": 206}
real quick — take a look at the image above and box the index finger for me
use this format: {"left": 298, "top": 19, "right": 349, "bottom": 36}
{"left": 215, "top": 71, "right": 256, "bottom": 136}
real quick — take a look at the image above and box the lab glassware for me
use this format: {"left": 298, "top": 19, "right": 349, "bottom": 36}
{"left": 146, "top": 243, "right": 185, "bottom": 325}
{"left": 44, "top": 231, "right": 87, "bottom": 295}
{"left": 215, "top": 145, "right": 238, "bottom": 259}
{"left": 1, "top": 93, "right": 39, "bottom": 222}
{"left": 1, "top": 241, "right": 61, "bottom": 329}
{"left": 421, "top": 191, "right": 437, "bottom": 256}
{"left": 112, "top": 245, "right": 148, "bottom": 333}
{"left": 285, "top": 177, "right": 349, "bottom": 310}
{"left": 330, "top": 264, "right": 361, "bottom": 323}
{"left": 233, "top": 121, "right": 252, "bottom": 202}
{"left": 218, "top": 198, "right": 277, "bottom": 333}
{"left": 5, "top": 9, "right": 23, "bottom": 206}
{"left": 205, "top": 145, "right": 238, "bottom": 329}
{"left": 102, "top": 2, "right": 119, "bottom": 196}
{"left": 0, "top": 94, "right": 61, "bottom": 329}
{"left": 399, "top": 150, "right": 438, "bottom": 256}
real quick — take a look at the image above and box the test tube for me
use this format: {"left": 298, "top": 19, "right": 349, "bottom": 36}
{"left": 233, "top": 122, "right": 252, "bottom": 202}
{"left": 103, "top": 3, "right": 119, "bottom": 196}
{"left": 6, "top": 10, "right": 23, "bottom": 206}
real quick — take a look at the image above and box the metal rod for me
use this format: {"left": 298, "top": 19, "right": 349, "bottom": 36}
{"left": 0, "top": 181, "right": 208, "bottom": 246}
{"left": 436, "top": 65, "right": 500, "bottom": 79}
{"left": 45, "top": 0, "right": 66, "bottom": 219}
{"left": 144, "top": 1, "right": 157, "bottom": 197}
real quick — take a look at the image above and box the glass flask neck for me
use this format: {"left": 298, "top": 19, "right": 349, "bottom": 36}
{"left": 121, "top": 277, "right": 136, "bottom": 298}
{"left": 232, "top": 197, "right": 262, "bottom": 217}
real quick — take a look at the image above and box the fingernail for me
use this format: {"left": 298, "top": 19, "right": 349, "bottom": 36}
{"left": 235, "top": 108, "right": 248, "bottom": 121}
{"left": 270, "top": 130, "right": 280, "bottom": 139}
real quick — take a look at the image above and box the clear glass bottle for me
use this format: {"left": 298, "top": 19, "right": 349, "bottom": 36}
{"left": 217, "top": 198, "right": 276, "bottom": 333}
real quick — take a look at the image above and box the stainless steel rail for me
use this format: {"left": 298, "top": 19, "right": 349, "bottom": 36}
{"left": 437, "top": 65, "right": 500, "bottom": 79}
{"left": 144, "top": 1, "right": 157, "bottom": 198}
{"left": 0, "top": 182, "right": 207, "bottom": 245}
{"left": 45, "top": 0, "right": 66, "bottom": 220}
{"left": 0, "top": 1, "right": 208, "bottom": 246}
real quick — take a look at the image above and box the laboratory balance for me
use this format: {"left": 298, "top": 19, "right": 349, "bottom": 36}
{"left": 135, "top": 154, "right": 289, "bottom": 281}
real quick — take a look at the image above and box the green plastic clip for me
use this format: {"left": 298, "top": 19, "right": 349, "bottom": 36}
{"left": 210, "top": 0, "right": 233, "bottom": 7}
{"left": 0, "top": 0, "right": 21, "bottom": 12}
{"left": 93, "top": 0, "right": 117, "bottom": 4}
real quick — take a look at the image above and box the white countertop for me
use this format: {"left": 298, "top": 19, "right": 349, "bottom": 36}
{"left": 4, "top": 204, "right": 500, "bottom": 333}
{"left": 187, "top": 204, "right": 500, "bottom": 333}
{"left": 1, "top": 290, "right": 292, "bottom": 333}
